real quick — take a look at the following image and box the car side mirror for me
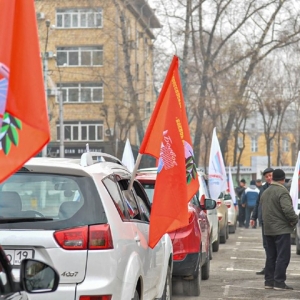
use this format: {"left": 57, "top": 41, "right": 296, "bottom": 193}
{"left": 200, "top": 199, "right": 216, "bottom": 210}
{"left": 20, "top": 259, "right": 59, "bottom": 293}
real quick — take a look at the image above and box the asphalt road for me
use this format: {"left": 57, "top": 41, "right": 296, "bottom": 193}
{"left": 173, "top": 226, "right": 300, "bottom": 300}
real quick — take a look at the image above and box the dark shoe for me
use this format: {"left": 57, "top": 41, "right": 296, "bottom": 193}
{"left": 256, "top": 269, "right": 265, "bottom": 275}
{"left": 265, "top": 280, "right": 274, "bottom": 289}
{"left": 274, "top": 284, "right": 293, "bottom": 290}
{"left": 265, "top": 285, "right": 273, "bottom": 289}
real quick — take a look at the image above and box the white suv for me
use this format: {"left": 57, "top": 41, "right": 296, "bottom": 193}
{"left": 0, "top": 152, "right": 173, "bottom": 300}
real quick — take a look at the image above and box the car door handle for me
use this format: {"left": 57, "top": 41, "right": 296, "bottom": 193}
{"left": 134, "top": 233, "right": 141, "bottom": 243}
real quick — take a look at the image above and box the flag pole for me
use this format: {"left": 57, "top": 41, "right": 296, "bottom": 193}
{"left": 128, "top": 153, "right": 143, "bottom": 190}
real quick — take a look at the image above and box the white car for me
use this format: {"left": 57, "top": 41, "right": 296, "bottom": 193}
{"left": 197, "top": 171, "right": 219, "bottom": 253}
{"left": 0, "top": 152, "right": 173, "bottom": 300}
{"left": 221, "top": 191, "right": 238, "bottom": 234}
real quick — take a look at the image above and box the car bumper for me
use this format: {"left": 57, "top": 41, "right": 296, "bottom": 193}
{"left": 172, "top": 252, "right": 200, "bottom": 277}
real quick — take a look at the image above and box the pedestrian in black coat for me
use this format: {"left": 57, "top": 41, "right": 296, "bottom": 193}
{"left": 250, "top": 167, "right": 273, "bottom": 275}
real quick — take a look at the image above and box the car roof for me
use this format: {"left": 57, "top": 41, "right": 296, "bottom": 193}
{"left": 22, "top": 152, "right": 131, "bottom": 178}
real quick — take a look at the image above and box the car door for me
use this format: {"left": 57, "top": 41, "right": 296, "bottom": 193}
{"left": 191, "top": 195, "right": 209, "bottom": 253}
{"left": 120, "top": 179, "right": 163, "bottom": 299}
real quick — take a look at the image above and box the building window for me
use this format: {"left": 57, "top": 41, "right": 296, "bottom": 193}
{"left": 57, "top": 121, "right": 104, "bottom": 141}
{"left": 57, "top": 46, "right": 103, "bottom": 66}
{"left": 56, "top": 8, "right": 103, "bottom": 29}
{"left": 59, "top": 82, "right": 103, "bottom": 103}
{"left": 251, "top": 136, "right": 258, "bottom": 152}
{"left": 282, "top": 138, "right": 289, "bottom": 152}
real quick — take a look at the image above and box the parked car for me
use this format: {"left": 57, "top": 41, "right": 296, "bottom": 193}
{"left": 0, "top": 245, "right": 59, "bottom": 299}
{"left": 197, "top": 171, "right": 220, "bottom": 253}
{"left": 0, "top": 152, "right": 173, "bottom": 300}
{"left": 136, "top": 168, "right": 216, "bottom": 297}
{"left": 222, "top": 191, "right": 238, "bottom": 234}
{"left": 216, "top": 193, "right": 229, "bottom": 244}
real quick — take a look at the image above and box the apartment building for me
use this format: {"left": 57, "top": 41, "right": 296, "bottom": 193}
{"left": 35, "top": 0, "right": 160, "bottom": 158}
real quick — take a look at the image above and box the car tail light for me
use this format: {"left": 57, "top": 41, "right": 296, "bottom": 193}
{"left": 54, "top": 225, "right": 113, "bottom": 250}
{"left": 225, "top": 202, "right": 231, "bottom": 209}
{"left": 89, "top": 224, "right": 113, "bottom": 250}
{"left": 218, "top": 215, "right": 223, "bottom": 221}
{"left": 173, "top": 253, "right": 187, "bottom": 261}
{"left": 80, "top": 296, "right": 112, "bottom": 300}
{"left": 217, "top": 199, "right": 222, "bottom": 208}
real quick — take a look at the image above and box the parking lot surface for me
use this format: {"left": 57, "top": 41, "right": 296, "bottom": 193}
{"left": 174, "top": 226, "right": 300, "bottom": 299}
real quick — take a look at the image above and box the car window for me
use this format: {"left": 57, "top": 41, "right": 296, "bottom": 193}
{"left": 102, "top": 176, "right": 129, "bottom": 220}
{"left": 0, "top": 173, "right": 106, "bottom": 229}
{"left": 132, "top": 181, "right": 150, "bottom": 222}
{"left": 224, "top": 193, "right": 232, "bottom": 200}
{"left": 140, "top": 183, "right": 155, "bottom": 204}
{"left": 190, "top": 195, "right": 200, "bottom": 207}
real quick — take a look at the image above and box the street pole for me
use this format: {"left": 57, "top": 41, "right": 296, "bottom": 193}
{"left": 41, "top": 51, "right": 48, "bottom": 157}
{"left": 42, "top": 19, "right": 51, "bottom": 157}
{"left": 59, "top": 90, "right": 64, "bottom": 158}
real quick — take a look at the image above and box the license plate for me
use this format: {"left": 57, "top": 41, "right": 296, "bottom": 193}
{"left": 5, "top": 249, "right": 34, "bottom": 266}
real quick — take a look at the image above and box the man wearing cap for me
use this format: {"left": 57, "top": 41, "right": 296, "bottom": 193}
{"left": 241, "top": 180, "right": 260, "bottom": 229}
{"left": 235, "top": 179, "right": 246, "bottom": 227}
{"left": 250, "top": 167, "right": 273, "bottom": 275}
{"left": 261, "top": 169, "right": 298, "bottom": 290}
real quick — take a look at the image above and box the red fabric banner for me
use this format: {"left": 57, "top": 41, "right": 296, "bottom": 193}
{"left": 0, "top": 0, "right": 50, "bottom": 182}
{"left": 139, "top": 55, "right": 199, "bottom": 248}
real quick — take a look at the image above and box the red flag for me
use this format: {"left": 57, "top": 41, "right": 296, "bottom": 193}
{"left": 139, "top": 56, "right": 199, "bottom": 248}
{"left": 0, "top": 0, "right": 50, "bottom": 182}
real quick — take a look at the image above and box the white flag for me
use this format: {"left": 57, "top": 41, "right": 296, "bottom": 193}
{"left": 290, "top": 151, "right": 300, "bottom": 212}
{"left": 121, "top": 138, "right": 135, "bottom": 172}
{"left": 208, "top": 128, "right": 227, "bottom": 200}
{"left": 228, "top": 166, "right": 237, "bottom": 205}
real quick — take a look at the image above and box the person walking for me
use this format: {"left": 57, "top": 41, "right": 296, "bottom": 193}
{"left": 241, "top": 180, "right": 260, "bottom": 229}
{"left": 250, "top": 167, "right": 273, "bottom": 275}
{"left": 235, "top": 179, "right": 246, "bottom": 227}
{"left": 261, "top": 169, "right": 298, "bottom": 290}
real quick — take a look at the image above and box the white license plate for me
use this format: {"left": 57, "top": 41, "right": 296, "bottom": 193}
{"left": 5, "top": 249, "right": 34, "bottom": 265}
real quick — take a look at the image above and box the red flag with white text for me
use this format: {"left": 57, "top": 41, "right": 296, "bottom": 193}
{"left": 139, "top": 56, "right": 199, "bottom": 248}
{"left": 0, "top": 0, "right": 50, "bottom": 182}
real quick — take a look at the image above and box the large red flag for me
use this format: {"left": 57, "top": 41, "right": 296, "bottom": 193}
{"left": 139, "top": 56, "right": 199, "bottom": 248}
{"left": 0, "top": 0, "right": 50, "bottom": 182}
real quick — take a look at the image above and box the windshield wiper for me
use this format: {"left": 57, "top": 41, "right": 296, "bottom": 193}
{"left": 0, "top": 217, "right": 53, "bottom": 223}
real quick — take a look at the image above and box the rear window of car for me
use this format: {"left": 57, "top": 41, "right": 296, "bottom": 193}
{"left": 0, "top": 172, "right": 107, "bottom": 229}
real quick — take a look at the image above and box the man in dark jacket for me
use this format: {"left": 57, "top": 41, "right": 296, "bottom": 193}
{"left": 261, "top": 169, "right": 298, "bottom": 290}
{"left": 235, "top": 179, "right": 246, "bottom": 227}
{"left": 250, "top": 167, "right": 273, "bottom": 275}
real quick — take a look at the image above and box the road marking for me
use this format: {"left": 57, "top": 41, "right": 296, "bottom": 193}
{"left": 230, "top": 257, "right": 265, "bottom": 261}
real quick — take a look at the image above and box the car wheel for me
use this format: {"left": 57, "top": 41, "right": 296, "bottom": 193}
{"left": 212, "top": 226, "right": 220, "bottom": 252}
{"left": 159, "top": 266, "right": 172, "bottom": 300}
{"left": 212, "top": 237, "right": 219, "bottom": 252}
{"left": 182, "top": 261, "right": 201, "bottom": 296}
{"left": 219, "top": 225, "right": 226, "bottom": 244}
{"left": 229, "top": 224, "right": 235, "bottom": 234}
{"left": 132, "top": 290, "right": 140, "bottom": 300}
{"left": 209, "top": 238, "right": 213, "bottom": 260}
{"left": 226, "top": 223, "right": 229, "bottom": 239}
{"left": 296, "top": 234, "right": 300, "bottom": 255}
{"left": 201, "top": 255, "right": 210, "bottom": 280}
